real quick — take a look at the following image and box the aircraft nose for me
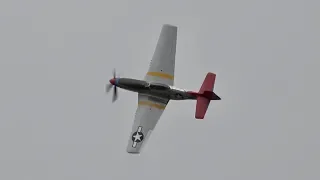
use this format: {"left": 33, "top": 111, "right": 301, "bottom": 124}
{"left": 109, "top": 78, "right": 116, "bottom": 85}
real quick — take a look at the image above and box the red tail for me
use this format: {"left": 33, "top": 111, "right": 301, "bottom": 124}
{"left": 195, "top": 72, "right": 221, "bottom": 119}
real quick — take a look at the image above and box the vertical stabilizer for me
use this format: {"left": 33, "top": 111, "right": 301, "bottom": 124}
{"left": 195, "top": 73, "right": 220, "bottom": 119}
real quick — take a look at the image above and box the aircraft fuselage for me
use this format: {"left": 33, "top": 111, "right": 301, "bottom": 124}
{"left": 110, "top": 78, "right": 196, "bottom": 100}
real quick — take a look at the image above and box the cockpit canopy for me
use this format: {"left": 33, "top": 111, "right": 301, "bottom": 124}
{"left": 148, "top": 82, "right": 170, "bottom": 91}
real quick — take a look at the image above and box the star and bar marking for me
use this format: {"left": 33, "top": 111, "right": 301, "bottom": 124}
{"left": 132, "top": 126, "right": 144, "bottom": 148}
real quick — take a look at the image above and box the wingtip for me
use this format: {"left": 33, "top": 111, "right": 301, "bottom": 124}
{"left": 163, "top": 24, "right": 177, "bottom": 28}
{"left": 127, "top": 151, "right": 140, "bottom": 155}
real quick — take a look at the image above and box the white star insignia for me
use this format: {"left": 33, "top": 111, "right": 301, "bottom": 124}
{"left": 133, "top": 133, "right": 142, "bottom": 141}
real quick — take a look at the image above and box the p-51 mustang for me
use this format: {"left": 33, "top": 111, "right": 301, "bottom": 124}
{"left": 106, "top": 24, "right": 221, "bottom": 154}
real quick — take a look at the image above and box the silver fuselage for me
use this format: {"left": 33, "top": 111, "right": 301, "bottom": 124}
{"left": 114, "top": 78, "right": 196, "bottom": 100}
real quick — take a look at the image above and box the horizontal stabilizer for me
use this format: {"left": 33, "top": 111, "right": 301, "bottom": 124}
{"left": 195, "top": 97, "right": 210, "bottom": 119}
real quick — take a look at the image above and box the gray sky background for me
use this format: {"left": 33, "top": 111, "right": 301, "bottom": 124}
{"left": 0, "top": 0, "right": 319, "bottom": 179}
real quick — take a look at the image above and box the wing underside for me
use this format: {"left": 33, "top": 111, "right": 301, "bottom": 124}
{"left": 144, "top": 24, "right": 177, "bottom": 86}
{"left": 127, "top": 93, "right": 169, "bottom": 154}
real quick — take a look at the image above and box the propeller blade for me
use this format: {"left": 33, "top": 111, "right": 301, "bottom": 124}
{"left": 112, "top": 86, "right": 118, "bottom": 102}
{"left": 113, "top": 68, "right": 116, "bottom": 79}
{"left": 107, "top": 68, "right": 119, "bottom": 102}
{"left": 106, "top": 83, "right": 113, "bottom": 93}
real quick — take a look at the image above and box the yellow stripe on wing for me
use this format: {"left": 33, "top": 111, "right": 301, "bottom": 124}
{"left": 138, "top": 101, "right": 166, "bottom": 110}
{"left": 146, "top": 72, "right": 174, "bottom": 80}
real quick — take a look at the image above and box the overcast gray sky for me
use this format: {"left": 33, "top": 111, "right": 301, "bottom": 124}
{"left": 0, "top": 0, "right": 319, "bottom": 179}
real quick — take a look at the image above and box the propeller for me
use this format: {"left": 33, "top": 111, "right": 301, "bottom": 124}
{"left": 106, "top": 68, "right": 118, "bottom": 102}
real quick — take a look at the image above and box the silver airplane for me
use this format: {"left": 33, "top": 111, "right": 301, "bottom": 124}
{"left": 106, "top": 24, "right": 221, "bottom": 154}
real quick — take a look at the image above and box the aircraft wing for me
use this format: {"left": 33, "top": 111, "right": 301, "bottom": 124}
{"left": 127, "top": 93, "right": 169, "bottom": 154}
{"left": 144, "top": 24, "right": 177, "bottom": 86}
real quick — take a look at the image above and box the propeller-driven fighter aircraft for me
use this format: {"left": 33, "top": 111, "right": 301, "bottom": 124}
{"left": 106, "top": 24, "right": 221, "bottom": 154}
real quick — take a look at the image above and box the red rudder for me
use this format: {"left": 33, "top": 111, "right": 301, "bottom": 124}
{"left": 195, "top": 72, "right": 220, "bottom": 119}
{"left": 199, "top": 72, "right": 216, "bottom": 93}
